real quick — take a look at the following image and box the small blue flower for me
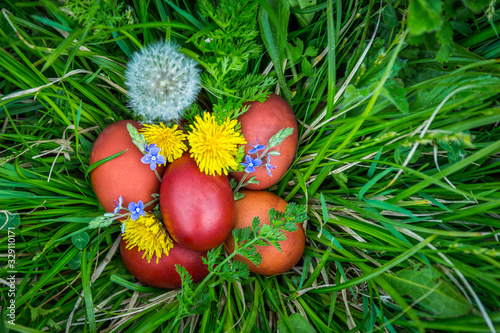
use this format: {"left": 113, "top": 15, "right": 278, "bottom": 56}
{"left": 265, "top": 155, "right": 276, "bottom": 177}
{"left": 128, "top": 201, "right": 145, "bottom": 221}
{"left": 141, "top": 144, "right": 166, "bottom": 170}
{"left": 113, "top": 195, "right": 123, "bottom": 214}
{"left": 248, "top": 140, "right": 266, "bottom": 154}
{"left": 240, "top": 155, "right": 262, "bottom": 173}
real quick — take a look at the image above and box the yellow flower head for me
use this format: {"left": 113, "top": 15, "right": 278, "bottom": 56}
{"left": 140, "top": 123, "right": 187, "bottom": 163}
{"left": 187, "top": 112, "right": 247, "bottom": 176}
{"left": 122, "top": 213, "right": 173, "bottom": 264}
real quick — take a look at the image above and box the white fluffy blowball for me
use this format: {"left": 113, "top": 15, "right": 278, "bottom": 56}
{"left": 125, "top": 41, "right": 201, "bottom": 122}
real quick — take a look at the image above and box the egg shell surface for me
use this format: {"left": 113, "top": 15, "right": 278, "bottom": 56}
{"left": 90, "top": 120, "right": 165, "bottom": 214}
{"left": 160, "top": 153, "right": 235, "bottom": 252}
{"left": 120, "top": 238, "right": 208, "bottom": 289}
{"left": 230, "top": 93, "right": 298, "bottom": 190}
{"left": 224, "top": 190, "right": 305, "bottom": 275}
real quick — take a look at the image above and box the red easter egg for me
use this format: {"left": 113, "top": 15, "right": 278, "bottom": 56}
{"left": 89, "top": 120, "right": 165, "bottom": 215}
{"left": 231, "top": 93, "right": 298, "bottom": 190}
{"left": 120, "top": 238, "right": 208, "bottom": 289}
{"left": 160, "top": 153, "right": 235, "bottom": 252}
{"left": 224, "top": 190, "right": 305, "bottom": 275}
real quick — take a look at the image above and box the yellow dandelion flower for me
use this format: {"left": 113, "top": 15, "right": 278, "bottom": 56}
{"left": 140, "top": 123, "right": 187, "bottom": 163}
{"left": 122, "top": 213, "right": 173, "bottom": 264}
{"left": 187, "top": 112, "right": 247, "bottom": 176}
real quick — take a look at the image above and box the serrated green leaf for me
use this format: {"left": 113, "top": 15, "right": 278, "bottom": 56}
{"left": 408, "top": 0, "right": 443, "bottom": 36}
{"left": 88, "top": 215, "right": 114, "bottom": 229}
{"left": 304, "top": 45, "right": 318, "bottom": 58}
{"left": 71, "top": 232, "right": 90, "bottom": 250}
{"left": 0, "top": 211, "right": 20, "bottom": 230}
{"left": 301, "top": 57, "right": 314, "bottom": 76}
{"left": 386, "top": 264, "right": 471, "bottom": 317}
{"left": 268, "top": 127, "right": 294, "bottom": 149}
{"left": 29, "top": 304, "right": 61, "bottom": 321}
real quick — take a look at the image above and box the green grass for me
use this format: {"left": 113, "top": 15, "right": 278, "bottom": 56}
{"left": 1, "top": 0, "right": 500, "bottom": 332}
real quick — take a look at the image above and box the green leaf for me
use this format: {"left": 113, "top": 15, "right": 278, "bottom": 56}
{"left": 357, "top": 167, "right": 394, "bottom": 200}
{"left": 88, "top": 215, "right": 114, "bottom": 229}
{"left": 258, "top": 0, "right": 292, "bottom": 102}
{"left": 0, "top": 211, "right": 20, "bottom": 231}
{"left": 438, "top": 139, "right": 467, "bottom": 164}
{"left": 267, "top": 127, "right": 294, "bottom": 149}
{"left": 288, "top": 0, "right": 317, "bottom": 27}
{"left": 301, "top": 57, "right": 314, "bottom": 76}
{"left": 29, "top": 304, "right": 61, "bottom": 320}
{"left": 277, "top": 313, "right": 317, "bottom": 333}
{"left": 462, "top": 0, "right": 490, "bottom": 11}
{"left": 382, "top": 3, "right": 399, "bottom": 27}
{"left": 379, "top": 80, "right": 408, "bottom": 114}
{"left": 436, "top": 21, "right": 453, "bottom": 63}
{"left": 408, "top": 0, "right": 443, "bottom": 36}
{"left": 68, "top": 252, "right": 82, "bottom": 270}
{"left": 71, "top": 232, "right": 90, "bottom": 250}
{"left": 395, "top": 145, "right": 421, "bottom": 165}
{"left": 85, "top": 149, "right": 128, "bottom": 179}
{"left": 386, "top": 264, "right": 471, "bottom": 317}
{"left": 412, "top": 75, "right": 500, "bottom": 111}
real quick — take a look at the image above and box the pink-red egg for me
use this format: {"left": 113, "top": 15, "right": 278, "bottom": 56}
{"left": 160, "top": 153, "right": 235, "bottom": 252}
{"left": 90, "top": 120, "right": 165, "bottom": 215}
{"left": 230, "top": 93, "right": 298, "bottom": 190}
{"left": 120, "top": 238, "right": 208, "bottom": 289}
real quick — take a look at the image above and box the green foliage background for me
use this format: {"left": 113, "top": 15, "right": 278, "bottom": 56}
{"left": 1, "top": 0, "right": 500, "bottom": 332}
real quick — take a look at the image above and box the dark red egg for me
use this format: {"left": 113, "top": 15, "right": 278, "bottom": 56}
{"left": 160, "top": 153, "right": 235, "bottom": 252}
{"left": 90, "top": 120, "right": 166, "bottom": 214}
{"left": 120, "top": 238, "right": 208, "bottom": 289}
{"left": 230, "top": 93, "right": 298, "bottom": 190}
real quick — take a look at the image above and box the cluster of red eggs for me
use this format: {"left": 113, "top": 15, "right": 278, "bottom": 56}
{"left": 89, "top": 94, "right": 305, "bottom": 288}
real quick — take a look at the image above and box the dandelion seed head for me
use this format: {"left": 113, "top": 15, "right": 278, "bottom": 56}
{"left": 125, "top": 41, "right": 201, "bottom": 123}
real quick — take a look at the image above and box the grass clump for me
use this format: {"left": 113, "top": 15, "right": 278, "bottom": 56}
{"left": 1, "top": 0, "right": 500, "bottom": 332}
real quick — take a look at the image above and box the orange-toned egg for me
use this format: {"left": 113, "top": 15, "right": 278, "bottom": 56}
{"left": 89, "top": 120, "right": 165, "bottom": 214}
{"left": 230, "top": 93, "right": 298, "bottom": 190}
{"left": 224, "top": 190, "right": 305, "bottom": 275}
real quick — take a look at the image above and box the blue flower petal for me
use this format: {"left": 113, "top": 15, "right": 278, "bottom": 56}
{"left": 249, "top": 140, "right": 266, "bottom": 154}
{"left": 245, "top": 165, "right": 255, "bottom": 173}
{"left": 253, "top": 158, "right": 262, "bottom": 167}
{"left": 149, "top": 146, "right": 161, "bottom": 156}
{"left": 137, "top": 201, "right": 144, "bottom": 210}
{"left": 156, "top": 154, "right": 166, "bottom": 165}
{"left": 128, "top": 202, "right": 137, "bottom": 212}
{"left": 149, "top": 161, "right": 157, "bottom": 170}
{"left": 141, "top": 154, "right": 152, "bottom": 164}
{"left": 245, "top": 155, "right": 253, "bottom": 164}
{"left": 130, "top": 211, "right": 139, "bottom": 221}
